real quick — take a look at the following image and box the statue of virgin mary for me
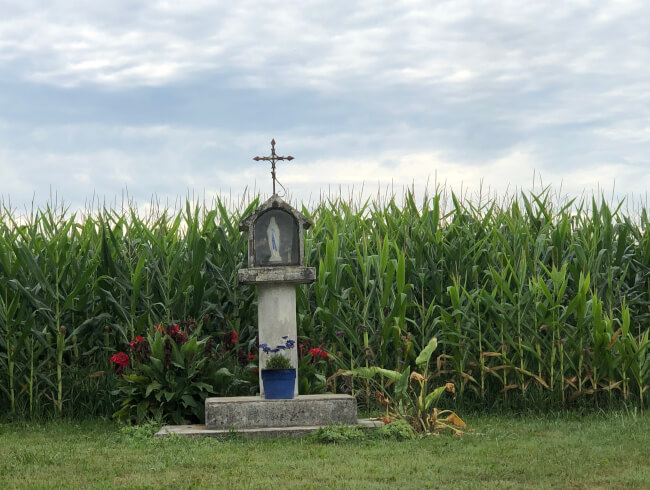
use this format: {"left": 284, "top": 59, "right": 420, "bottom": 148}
{"left": 267, "top": 216, "right": 282, "bottom": 262}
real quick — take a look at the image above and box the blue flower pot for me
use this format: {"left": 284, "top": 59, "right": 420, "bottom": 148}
{"left": 261, "top": 369, "right": 296, "bottom": 399}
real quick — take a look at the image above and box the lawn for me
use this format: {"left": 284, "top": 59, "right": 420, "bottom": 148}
{"left": 1, "top": 411, "right": 649, "bottom": 489}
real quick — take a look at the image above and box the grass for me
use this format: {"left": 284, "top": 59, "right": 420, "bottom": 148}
{"left": 1, "top": 411, "right": 649, "bottom": 489}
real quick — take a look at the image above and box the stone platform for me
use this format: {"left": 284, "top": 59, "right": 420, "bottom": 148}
{"left": 155, "top": 419, "right": 383, "bottom": 440}
{"left": 154, "top": 394, "right": 376, "bottom": 439}
{"left": 205, "top": 394, "right": 357, "bottom": 430}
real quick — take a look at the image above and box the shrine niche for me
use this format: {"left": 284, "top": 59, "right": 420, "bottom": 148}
{"left": 238, "top": 196, "right": 315, "bottom": 284}
{"left": 253, "top": 209, "right": 299, "bottom": 267}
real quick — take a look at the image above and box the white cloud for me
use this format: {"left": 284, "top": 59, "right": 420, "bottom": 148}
{"left": 593, "top": 123, "right": 650, "bottom": 143}
{"left": 0, "top": 1, "right": 649, "bottom": 211}
{"left": 0, "top": 118, "right": 647, "bottom": 212}
{"left": 1, "top": 0, "right": 647, "bottom": 94}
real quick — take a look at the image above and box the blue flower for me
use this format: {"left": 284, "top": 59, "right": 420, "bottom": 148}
{"left": 260, "top": 339, "right": 296, "bottom": 355}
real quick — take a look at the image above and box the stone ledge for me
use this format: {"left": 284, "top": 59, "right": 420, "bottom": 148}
{"left": 205, "top": 394, "right": 356, "bottom": 430}
{"left": 155, "top": 419, "right": 384, "bottom": 440}
{"left": 237, "top": 266, "right": 316, "bottom": 285}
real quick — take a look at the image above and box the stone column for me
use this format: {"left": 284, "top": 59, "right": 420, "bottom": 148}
{"left": 257, "top": 283, "right": 298, "bottom": 397}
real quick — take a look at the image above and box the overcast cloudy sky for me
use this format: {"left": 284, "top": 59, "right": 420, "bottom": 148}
{"left": 1, "top": 0, "right": 648, "bottom": 211}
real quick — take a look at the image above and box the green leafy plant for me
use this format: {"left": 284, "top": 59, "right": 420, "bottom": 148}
{"left": 298, "top": 345, "right": 329, "bottom": 394}
{"left": 111, "top": 322, "right": 242, "bottom": 424}
{"left": 119, "top": 419, "right": 161, "bottom": 441}
{"left": 313, "top": 423, "right": 366, "bottom": 443}
{"left": 342, "top": 337, "right": 465, "bottom": 435}
{"left": 313, "top": 419, "right": 416, "bottom": 443}
{"left": 376, "top": 419, "right": 417, "bottom": 440}
{"left": 265, "top": 355, "right": 291, "bottom": 370}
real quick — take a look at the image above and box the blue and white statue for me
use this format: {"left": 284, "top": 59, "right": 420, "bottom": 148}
{"left": 267, "top": 216, "right": 282, "bottom": 262}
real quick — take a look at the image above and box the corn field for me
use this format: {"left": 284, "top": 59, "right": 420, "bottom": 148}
{"left": 1, "top": 188, "right": 649, "bottom": 418}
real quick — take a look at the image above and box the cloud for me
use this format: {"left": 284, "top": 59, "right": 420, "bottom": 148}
{"left": 0, "top": 1, "right": 649, "bottom": 211}
{"left": 1, "top": 118, "right": 646, "bottom": 213}
{"left": 1, "top": 1, "right": 647, "bottom": 92}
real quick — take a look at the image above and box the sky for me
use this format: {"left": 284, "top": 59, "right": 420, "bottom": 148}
{"left": 1, "top": 0, "right": 649, "bottom": 212}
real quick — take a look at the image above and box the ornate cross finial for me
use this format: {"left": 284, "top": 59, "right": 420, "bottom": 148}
{"left": 253, "top": 139, "right": 294, "bottom": 195}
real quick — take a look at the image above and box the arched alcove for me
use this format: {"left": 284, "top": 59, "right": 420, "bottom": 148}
{"left": 252, "top": 209, "right": 300, "bottom": 266}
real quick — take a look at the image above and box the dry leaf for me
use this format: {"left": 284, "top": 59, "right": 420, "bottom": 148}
{"left": 607, "top": 328, "right": 622, "bottom": 349}
{"left": 410, "top": 372, "right": 425, "bottom": 383}
{"left": 601, "top": 381, "right": 622, "bottom": 392}
{"left": 482, "top": 351, "right": 502, "bottom": 357}
{"left": 569, "top": 391, "right": 582, "bottom": 402}
{"left": 445, "top": 412, "right": 466, "bottom": 428}
{"left": 499, "top": 384, "right": 519, "bottom": 394}
{"left": 326, "top": 369, "right": 348, "bottom": 384}
{"left": 530, "top": 373, "right": 549, "bottom": 388}
{"left": 375, "top": 390, "right": 390, "bottom": 407}
{"left": 459, "top": 372, "right": 477, "bottom": 383}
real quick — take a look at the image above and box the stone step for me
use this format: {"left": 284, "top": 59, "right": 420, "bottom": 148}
{"left": 204, "top": 394, "right": 357, "bottom": 430}
{"left": 155, "top": 419, "right": 383, "bottom": 440}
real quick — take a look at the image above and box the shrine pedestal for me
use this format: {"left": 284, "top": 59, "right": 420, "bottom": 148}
{"left": 156, "top": 419, "right": 383, "bottom": 440}
{"left": 257, "top": 283, "right": 298, "bottom": 396}
{"left": 155, "top": 394, "right": 377, "bottom": 439}
{"left": 239, "top": 266, "right": 316, "bottom": 397}
{"left": 204, "top": 394, "right": 357, "bottom": 429}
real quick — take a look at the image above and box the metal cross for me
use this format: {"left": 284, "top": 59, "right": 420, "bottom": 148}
{"left": 253, "top": 139, "right": 294, "bottom": 195}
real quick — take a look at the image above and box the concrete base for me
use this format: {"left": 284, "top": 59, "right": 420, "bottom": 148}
{"left": 155, "top": 419, "right": 383, "bottom": 440}
{"left": 205, "top": 394, "right": 357, "bottom": 430}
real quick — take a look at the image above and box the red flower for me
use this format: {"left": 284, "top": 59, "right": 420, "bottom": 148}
{"left": 248, "top": 353, "right": 256, "bottom": 362}
{"left": 171, "top": 330, "right": 188, "bottom": 344}
{"left": 204, "top": 337, "right": 216, "bottom": 357}
{"left": 224, "top": 331, "right": 238, "bottom": 350}
{"left": 109, "top": 352, "right": 130, "bottom": 374}
{"left": 128, "top": 336, "right": 151, "bottom": 362}
{"left": 153, "top": 323, "right": 187, "bottom": 344}
{"left": 163, "top": 338, "right": 173, "bottom": 370}
{"left": 308, "top": 347, "right": 328, "bottom": 361}
{"left": 129, "top": 335, "right": 145, "bottom": 348}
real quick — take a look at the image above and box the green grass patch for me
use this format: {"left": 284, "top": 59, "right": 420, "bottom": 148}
{"left": 1, "top": 411, "right": 649, "bottom": 488}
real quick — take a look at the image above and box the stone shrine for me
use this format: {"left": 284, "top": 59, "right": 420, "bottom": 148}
{"left": 157, "top": 140, "right": 379, "bottom": 438}
{"left": 237, "top": 195, "right": 315, "bottom": 397}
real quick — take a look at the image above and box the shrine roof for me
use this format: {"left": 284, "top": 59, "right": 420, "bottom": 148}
{"left": 239, "top": 195, "right": 312, "bottom": 232}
